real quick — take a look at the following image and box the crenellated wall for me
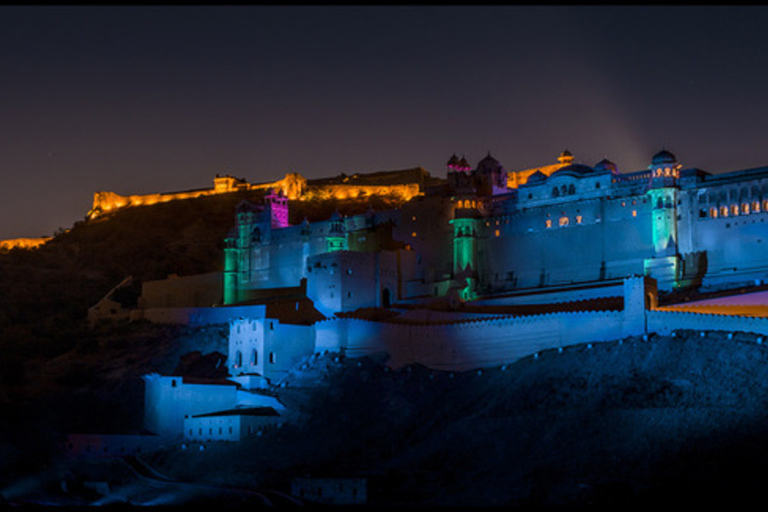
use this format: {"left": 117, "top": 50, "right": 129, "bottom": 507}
{"left": 301, "top": 183, "right": 421, "bottom": 202}
{"left": 87, "top": 171, "right": 422, "bottom": 219}
{"left": 315, "top": 308, "right": 633, "bottom": 371}
{"left": 647, "top": 309, "right": 768, "bottom": 337}
{"left": 87, "top": 173, "right": 307, "bottom": 219}
{"left": 0, "top": 237, "right": 52, "bottom": 251}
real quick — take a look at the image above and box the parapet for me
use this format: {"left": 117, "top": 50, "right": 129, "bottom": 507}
{"left": 0, "top": 237, "right": 52, "bottom": 251}
{"left": 85, "top": 169, "right": 425, "bottom": 220}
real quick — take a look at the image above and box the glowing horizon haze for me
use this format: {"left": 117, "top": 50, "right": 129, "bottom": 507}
{"left": 3, "top": 6, "right": 768, "bottom": 239}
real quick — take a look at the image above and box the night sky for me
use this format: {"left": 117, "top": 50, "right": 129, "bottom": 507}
{"left": 3, "top": 6, "right": 768, "bottom": 240}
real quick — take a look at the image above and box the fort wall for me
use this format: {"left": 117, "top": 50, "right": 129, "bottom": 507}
{"left": 315, "top": 309, "right": 632, "bottom": 371}
{"left": 0, "top": 237, "right": 52, "bottom": 251}
{"left": 647, "top": 309, "right": 768, "bottom": 337}
{"left": 139, "top": 271, "right": 224, "bottom": 309}
{"left": 87, "top": 171, "right": 421, "bottom": 220}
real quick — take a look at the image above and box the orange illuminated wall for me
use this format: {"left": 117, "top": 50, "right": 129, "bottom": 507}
{"left": 0, "top": 237, "right": 52, "bottom": 251}
{"left": 87, "top": 171, "right": 421, "bottom": 220}
{"left": 506, "top": 151, "right": 574, "bottom": 189}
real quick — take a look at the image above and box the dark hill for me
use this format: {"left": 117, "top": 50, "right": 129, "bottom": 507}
{"left": 0, "top": 188, "right": 412, "bottom": 493}
{"left": 0, "top": 188, "right": 411, "bottom": 342}
{"left": 142, "top": 331, "right": 768, "bottom": 507}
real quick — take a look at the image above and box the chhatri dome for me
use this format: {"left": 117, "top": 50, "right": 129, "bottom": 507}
{"left": 552, "top": 162, "right": 594, "bottom": 177}
{"left": 651, "top": 149, "right": 677, "bottom": 166}
{"left": 447, "top": 153, "right": 471, "bottom": 172}
{"left": 477, "top": 152, "right": 503, "bottom": 172}
{"left": 594, "top": 158, "right": 618, "bottom": 174}
{"left": 557, "top": 149, "right": 574, "bottom": 165}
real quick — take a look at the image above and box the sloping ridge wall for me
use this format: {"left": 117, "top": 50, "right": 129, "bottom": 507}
{"left": 316, "top": 309, "right": 631, "bottom": 371}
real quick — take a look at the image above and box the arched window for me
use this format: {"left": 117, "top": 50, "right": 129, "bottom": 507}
{"left": 545, "top": 219, "right": 552, "bottom": 228}
{"left": 753, "top": 201, "right": 762, "bottom": 213}
{"left": 568, "top": 184, "right": 576, "bottom": 195}
{"left": 561, "top": 185, "right": 567, "bottom": 196}
{"left": 251, "top": 349, "right": 258, "bottom": 366}
{"left": 742, "top": 203, "right": 750, "bottom": 215}
{"left": 552, "top": 187, "right": 559, "bottom": 198}
{"left": 721, "top": 205, "right": 729, "bottom": 217}
{"left": 710, "top": 206, "right": 718, "bottom": 218}
{"left": 731, "top": 204, "right": 740, "bottom": 216}
{"left": 559, "top": 216, "right": 569, "bottom": 227}
{"left": 234, "top": 351, "right": 243, "bottom": 368}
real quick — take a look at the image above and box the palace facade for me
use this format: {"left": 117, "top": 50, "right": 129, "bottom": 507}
{"left": 224, "top": 149, "right": 768, "bottom": 317}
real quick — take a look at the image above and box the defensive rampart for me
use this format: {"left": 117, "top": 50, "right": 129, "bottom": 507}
{"left": 0, "top": 237, "right": 52, "bottom": 251}
{"left": 87, "top": 169, "right": 424, "bottom": 219}
{"left": 87, "top": 173, "right": 307, "bottom": 219}
{"left": 647, "top": 309, "right": 768, "bottom": 337}
{"left": 316, "top": 309, "right": 634, "bottom": 371}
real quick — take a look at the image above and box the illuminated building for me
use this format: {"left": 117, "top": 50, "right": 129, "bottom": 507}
{"left": 134, "top": 149, "right": 768, "bottom": 444}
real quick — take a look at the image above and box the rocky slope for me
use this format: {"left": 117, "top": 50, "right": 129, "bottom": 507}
{"left": 136, "top": 330, "right": 768, "bottom": 507}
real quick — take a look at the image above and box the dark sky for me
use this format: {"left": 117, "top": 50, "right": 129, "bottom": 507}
{"left": 3, "top": 5, "right": 768, "bottom": 239}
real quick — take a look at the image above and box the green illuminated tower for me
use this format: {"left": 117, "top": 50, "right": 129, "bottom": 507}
{"left": 644, "top": 149, "right": 682, "bottom": 290}
{"left": 326, "top": 211, "right": 348, "bottom": 252}
{"left": 451, "top": 208, "right": 479, "bottom": 300}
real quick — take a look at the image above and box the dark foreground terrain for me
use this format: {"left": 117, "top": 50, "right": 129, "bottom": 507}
{"left": 5, "top": 329, "right": 768, "bottom": 507}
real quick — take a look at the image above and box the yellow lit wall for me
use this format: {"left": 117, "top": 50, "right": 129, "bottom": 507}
{"left": 0, "top": 237, "right": 52, "bottom": 251}
{"left": 86, "top": 172, "right": 420, "bottom": 220}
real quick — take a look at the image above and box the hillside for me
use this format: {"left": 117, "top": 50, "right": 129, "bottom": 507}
{"left": 4, "top": 185, "right": 768, "bottom": 506}
{"left": 86, "top": 330, "right": 768, "bottom": 507}
{"left": 0, "top": 188, "right": 411, "bottom": 501}
{"left": 0, "top": 187, "right": 410, "bottom": 360}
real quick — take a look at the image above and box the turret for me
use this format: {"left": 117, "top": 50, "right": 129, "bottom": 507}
{"left": 447, "top": 154, "right": 473, "bottom": 193}
{"left": 644, "top": 150, "right": 682, "bottom": 289}
{"left": 648, "top": 149, "right": 681, "bottom": 188}
{"left": 326, "top": 210, "right": 348, "bottom": 252}
{"left": 474, "top": 152, "right": 508, "bottom": 196}
{"left": 264, "top": 188, "right": 289, "bottom": 229}
{"left": 557, "top": 149, "right": 574, "bottom": 166}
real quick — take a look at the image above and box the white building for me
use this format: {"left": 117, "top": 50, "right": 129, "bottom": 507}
{"left": 228, "top": 315, "right": 314, "bottom": 383}
{"left": 184, "top": 406, "right": 283, "bottom": 442}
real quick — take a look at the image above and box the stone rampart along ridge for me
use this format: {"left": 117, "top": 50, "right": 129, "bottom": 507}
{"left": 86, "top": 169, "right": 424, "bottom": 219}
{"left": 87, "top": 173, "right": 306, "bottom": 219}
{"left": 0, "top": 237, "right": 52, "bottom": 251}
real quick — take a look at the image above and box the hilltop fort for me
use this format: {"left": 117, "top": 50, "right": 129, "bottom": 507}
{"left": 64, "top": 148, "right": 768, "bottom": 456}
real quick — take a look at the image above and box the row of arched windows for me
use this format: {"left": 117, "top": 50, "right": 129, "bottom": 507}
{"left": 232, "top": 349, "right": 278, "bottom": 368}
{"left": 544, "top": 215, "right": 584, "bottom": 228}
{"left": 705, "top": 200, "right": 768, "bottom": 219}
{"left": 652, "top": 167, "right": 679, "bottom": 179}
{"left": 552, "top": 184, "right": 576, "bottom": 198}
{"left": 456, "top": 199, "right": 480, "bottom": 209}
